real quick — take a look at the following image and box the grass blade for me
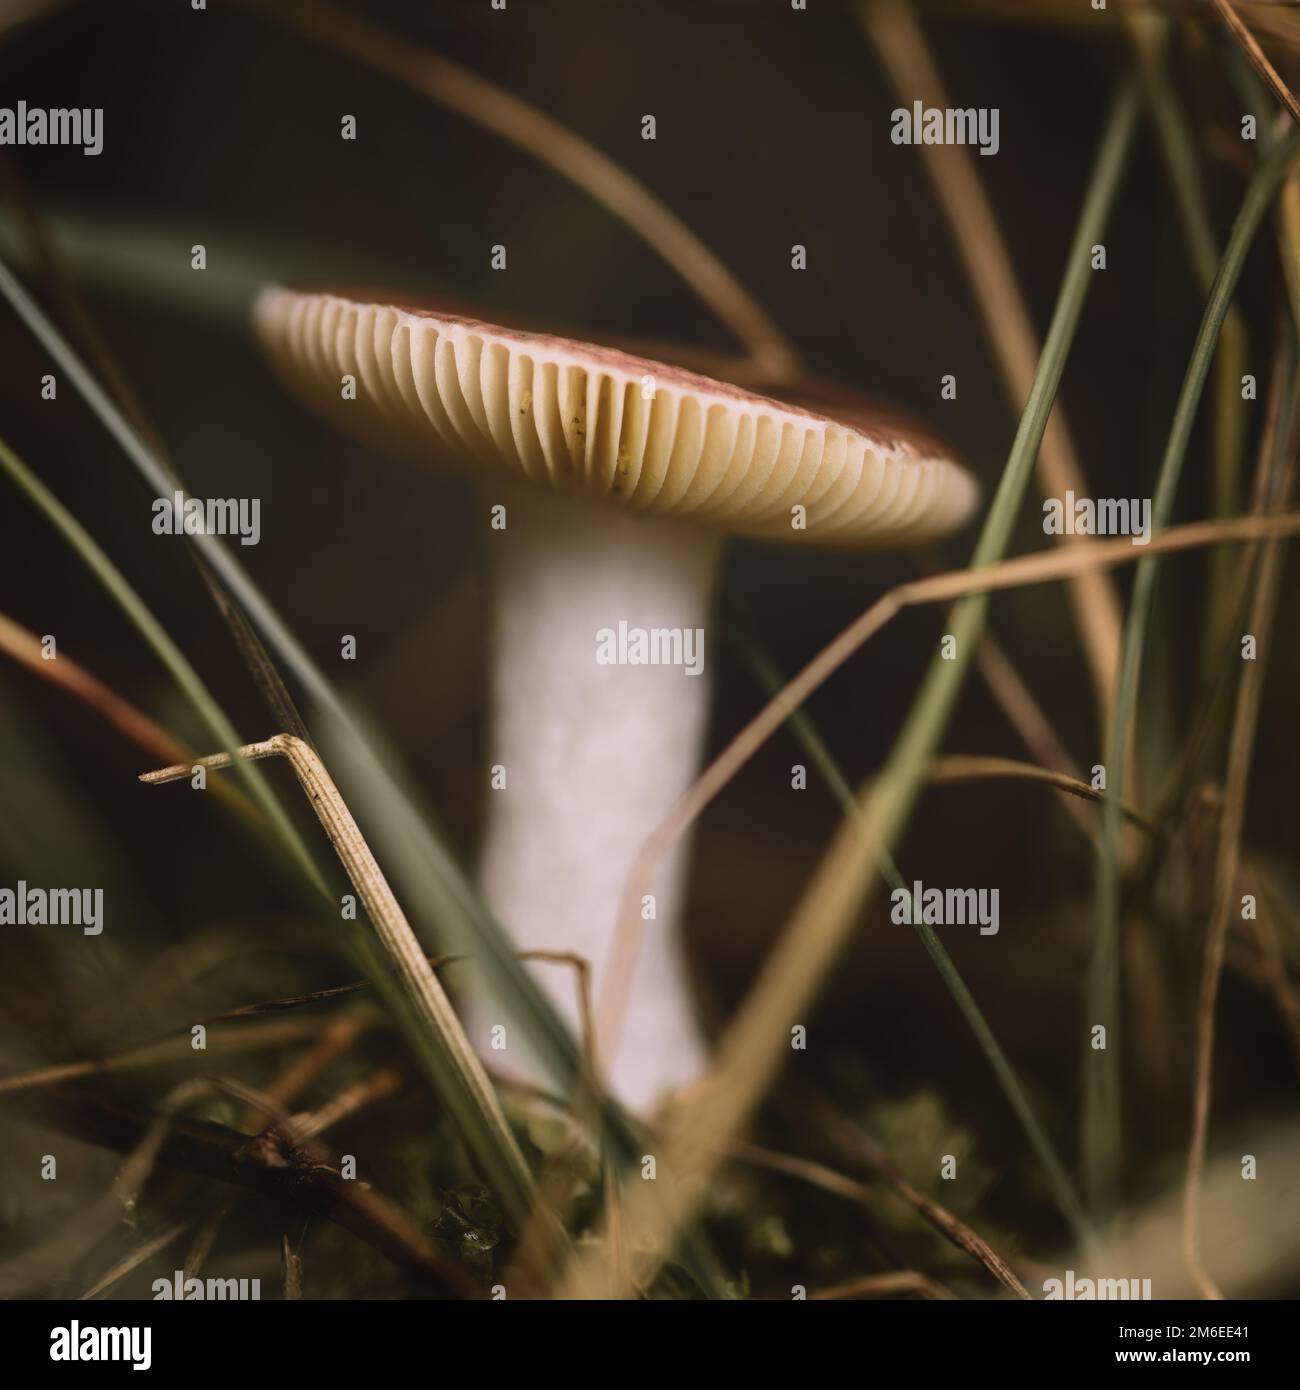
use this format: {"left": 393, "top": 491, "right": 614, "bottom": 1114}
{"left": 1086, "top": 125, "right": 1300, "bottom": 1217}
{"left": 862, "top": 0, "right": 1124, "bottom": 737}
{"left": 140, "top": 736, "right": 540, "bottom": 1230}
{"left": 0, "top": 255, "right": 728, "bottom": 1289}
{"left": 736, "top": 634, "right": 1093, "bottom": 1245}
{"left": 0, "top": 432, "right": 326, "bottom": 899}
{"left": 562, "top": 78, "right": 1142, "bottom": 1297}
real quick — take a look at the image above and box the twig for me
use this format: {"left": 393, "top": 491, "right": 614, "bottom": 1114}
{"left": 291, "top": 1067, "right": 402, "bottom": 1141}
{"left": 0, "top": 1017, "right": 325, "bottom": 1097}
{"left": 813, "top": 1107, "right": 1034, "bottom": 1298}
{"left": 254, "top": 1012, "right": 370, "bottom": 1118}
{"left": 181, "top": 1012, "right": 374, "bottom": 1290}
{"left": 0, "top": 1079, "right": 476, "bottom": 1294}
{"left": 734, "top": 1132, "right": 1030, "bottom": 1300}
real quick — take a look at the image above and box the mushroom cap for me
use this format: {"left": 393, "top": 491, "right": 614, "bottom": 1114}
{"left": 254, "top": 286, "right": 979, "bottom": 547}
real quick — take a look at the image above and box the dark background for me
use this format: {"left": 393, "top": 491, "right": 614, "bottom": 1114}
{"left": 0, "top": 0, "right": 1296, "bottom": 1287}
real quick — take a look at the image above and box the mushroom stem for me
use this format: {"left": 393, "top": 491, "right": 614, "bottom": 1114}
{"left": 477, "top": 482, "right": 722, "bottom": 1112}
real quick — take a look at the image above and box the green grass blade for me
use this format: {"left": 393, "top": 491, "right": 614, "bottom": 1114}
{"left": 1131, "top": 17, "right": 1250, "bottom": 675}
{"left": 735, "top": 634, "right": 1093, "bottom": 1246}
{"left": 0, "top": 432, "right": 327, "bottom": 901}
{"left": 0, "top": 257, "right": 729, "bottom": 1284}
{"left": 0, "top": 432, "right": 540, "bottom": 1223}
{"left": 0, "top": 252, "right": 579, "bottom": 1086}
{"left": 1086, "top": 126, "right": 1300, "bottom": 1218}
{"left": 590, "top": 77, "right": 1139, "bottom": 1274}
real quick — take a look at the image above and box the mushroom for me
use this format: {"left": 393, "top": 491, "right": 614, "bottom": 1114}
{"left": 253, "top": 286, "right": 978, "bottom": 1112}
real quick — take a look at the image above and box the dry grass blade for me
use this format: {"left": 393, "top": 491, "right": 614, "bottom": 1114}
{"left": 292, "top": 1068, "right": 402, "bottom": 1141}
{"left": 0, "top": 1017, "right": 325, "bottom": 1097}
{"left": 2, "top": 210, "right": 690, "bottom": 1282}
{"left": 809, "top": 1271, "right": 957, "bottom": 1301}
{"left": 727, "top": 1140, "right": 869, "bottom": 1206}
{"left": 733, "top": 634, "right": 1088, "bottom": 1239}
{"left": 975, "top": 634, "right": 1096, "bottom": 838}
{"left": 0, "top": 612, "right": 183, "bottom": 766}
{"left": 80, "top": 1222, "right": 191, "bottom": 1301}
{"left": 168, "top": 1014, "right": 374, "bottom": 1294}
{"left": 282, "top": 1235, "right": 304, "bottom": 1300}
{"left": 928, "top": 754, "right": 1160, "bottom": 837}
{"left": 595, "top": 79, "right": 1144, "bottom": 1090}
{"left": 1239, "top": 4, "right": 1300, "bottom": 52}
{"left": 202, "top": 950, "right": 567, "bottom": 1028}
{"left": 0, "top": 610, "right": 260, "bottom": 824}
{"left": 1184, "top": 367, "right": 1300, "bottom": 1299}
{"left": 241, "top": 0, "right": 798, "bottom": 378}
{"left": 823, "top": 1131, "right": 1030, "bottom": 1299}
{"left": 0, "top": 1075, "right": 474, "bottom": 1292}
{"left": 599, "top": 507, "right": 1300, "bottom": 1058}
{"left": 575, "top": 504, "right": 1300, "bottom": 1298}
{"left": 0, "top": 1077, "right": 209, "bottom": 1297}
{"left": 253, "top": 1012, "right": 370, "bottom": 1117}
{"left": 861, "top": 0, "right": 1123, "bottom": 733}
{"left": 735, "top": 1130, "right": 1030, "bottom": 1299}
{"left": 1212, "top": 0, "right": 1300, "bottom": 126}
{"left": 184, "top": 1206, "right": 229, "bottom": 1284}
{"left": 139, "top": 735, "right": 541, "bottom": 1235}
{"left": 1088, "top": 126, "right": 1300, "bottom": 1218}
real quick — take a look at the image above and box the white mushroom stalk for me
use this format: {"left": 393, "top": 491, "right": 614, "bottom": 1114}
{"left": 483, "top": 483, "right": 720, "bottom": 1107}
{"left": 253, "top": 286, "right": 979, "bottom": 1113}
